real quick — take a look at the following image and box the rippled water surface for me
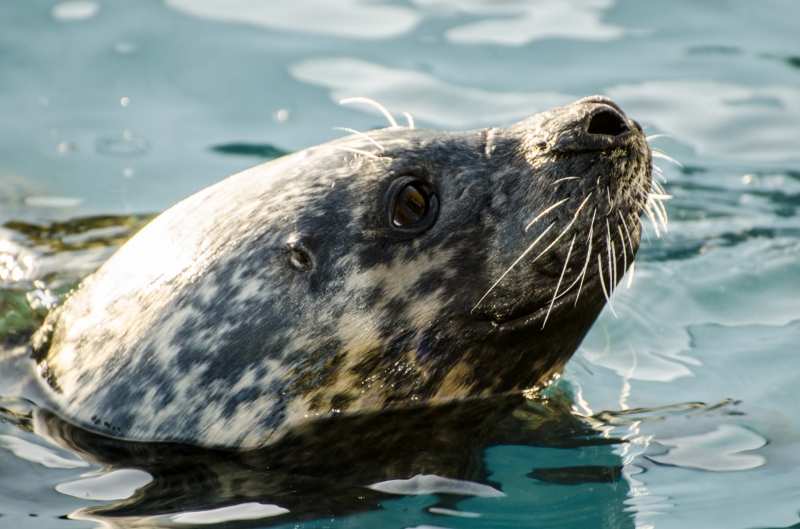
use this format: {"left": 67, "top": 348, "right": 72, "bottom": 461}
{"left": 1, "top": 1, "right": 799, "bottom": 528}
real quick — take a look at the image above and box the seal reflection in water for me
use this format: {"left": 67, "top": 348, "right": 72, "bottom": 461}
{"left": 35, "top": 391, "right": 629, "bottom": 527}
{"left": 32, "top": 96, "right": 654, "bottom": 449}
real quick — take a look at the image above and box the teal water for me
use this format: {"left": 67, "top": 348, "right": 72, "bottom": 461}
{"left": 1, "top": 1, "right": 800, "bottom": 527}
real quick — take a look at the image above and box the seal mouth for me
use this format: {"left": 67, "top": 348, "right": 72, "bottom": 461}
{"left": 471, "top": 298, "right": 564, "bottom": 336}
{"left": 472, "top": 288, "right": 583, "bottom": 336}
{"left": 471, "top": 272, "right": 606, "bottom": 336}
{"left": 492, "top": 303, "right": 552, "bottom": 333}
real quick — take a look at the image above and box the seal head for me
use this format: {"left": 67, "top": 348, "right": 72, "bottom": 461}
{"left": 33, "top": 96, "right": 651, "bottom": 448}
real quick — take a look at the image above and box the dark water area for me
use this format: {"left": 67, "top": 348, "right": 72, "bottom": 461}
{"left": 2, "top": 0, "right": 800, "bottom": 528}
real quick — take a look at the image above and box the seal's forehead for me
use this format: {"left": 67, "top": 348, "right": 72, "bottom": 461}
{"left": 330, "top": 128, "right": 485, "bottom": 166}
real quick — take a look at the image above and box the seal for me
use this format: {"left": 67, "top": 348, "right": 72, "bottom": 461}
{"left": 31, "top": 95, "right": 653, "bottom": 449}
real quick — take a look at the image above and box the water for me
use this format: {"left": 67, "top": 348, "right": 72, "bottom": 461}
{"left": 1, "top": 0, "right": 799, "bottom": 527}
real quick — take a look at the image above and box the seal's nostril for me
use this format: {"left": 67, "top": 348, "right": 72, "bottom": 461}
{"left": 587, "top": 109, "right": 630, "bottom": 136}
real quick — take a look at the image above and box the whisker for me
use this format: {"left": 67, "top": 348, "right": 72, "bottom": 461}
{"left": 605, "top": 222, "right": 615, "bottom": 302}
{"left": 339, "top": 97, "right": 399, "bottom": 128}
{"left": 403, "top": 112, "right": 415, "bottom": 129}
{"left": 471, "top": 223, "right": 555, "bottom": 312}
{"left": 648, "top": 196, "right": 669, "bottom": 233}
{"left": 651, "top": 150, "right": 683, "bottom": 169}
{"left": 640, "top": 217, "right": 652, "bottom": 244}
{"left": 627, "top": 211, "right": 648, "bottom": 245}
{"left": 619, "top": 211, "right": 636, "bottom": 258}
{"left": 475, "top": 192, "right": 594, "bottom": 313}
{"left": 646, "top": 134, "right": 672, "bottom": 142}
{"left": 333, "top": 127, "right": 386, "bottom": 151}
{"left": 626, "top": 261, "right": 636, "bottom": 289}
{"left": 555, "top": 262, "right": 583, "bottom": 301}
{"left": 649, "top": 176, "right": 663, "bottom": 190}
{"left": 525, "top": 198, "right": 569, "bottom": 231}
{"left": 617, "top": 225, "right": 628, "bottom": 278}
{"left": 647, "top": 185, "right": 668, "bottom": 220}
{"left": 647, "top": 187, "right": 672, "bottom": 219}
{"left": 658, "top": 203, "right": 669, "bottom": 233}
{"left": 313, "top": 145, "right": 385, "bottom": 160}
{"left": 574, "top": 209, "right": 596, "bottom": 306}
{"left": 551, "top": 176, "right": 579, "bottom": 187}
{"left": 555, "top": 215, "right": 602, "bottom": 303}
{"left": 632, "top": 183, "right": 649, "bottom": 200}
{"left": 650, "top": 178, "right": 668, "bottom": 196}
{"left": 656, "top": 195, "right": 670, "bottom": 228}
{"left": 530, "top": 192, "right": 594, "bottom": 263}
{"left": 543, "top": 235, "right": 576, "bottom": 329}
{"left": 572, "top": 192, "right": 595, "bottom": 220}
{"left": 611, "top": 237, "right": 618, "bottom": 303}
{"left": 643, "top": 202, "right": 661, "bottom": 238}
{"left": 652, "top": 163, "right": 667, "bottom": 183}
{"left": 531, "top": 221, "right": 574, "bottom": 264}
{"left": 597, "top": 255, "right": 617, "bottom": 317}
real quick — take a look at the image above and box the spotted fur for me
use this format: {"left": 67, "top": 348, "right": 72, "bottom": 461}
{"left": 33, "top": 96, "right": 651, "bottom": 448}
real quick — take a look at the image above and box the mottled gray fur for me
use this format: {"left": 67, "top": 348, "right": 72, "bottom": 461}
{"left": 33, "top": 96, "right": 651, "bottom": 448}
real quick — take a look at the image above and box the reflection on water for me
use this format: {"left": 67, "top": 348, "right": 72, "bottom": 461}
{"left": 608, "top": 81, "right": 800, "bottom": 162}
{"left": 289, "top": 57, "right": 575, "bottom": 128}
{"left": 0, "top": 215, "right": 153, "bottom": 344}
{"left": 33, "top": 389, "right": 634, "bottom": 528}
{"left": 95, "top": 131, "right": 150, "bottom": 158}
{"left": 649, "top": 424, "right": 766, "bottom": 472}
{"left": 166, "top": 0, "right": 422, "bottom": 40}
{"left": 51, "top": 1, "right": 101, "bottom": 22}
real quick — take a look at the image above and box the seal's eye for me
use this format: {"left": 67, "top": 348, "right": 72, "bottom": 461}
{"left": 386, "top": 176, "right": 439, "bottom": 238}
{"left": 393, "top": 183, "right": 429, "bottom": 226}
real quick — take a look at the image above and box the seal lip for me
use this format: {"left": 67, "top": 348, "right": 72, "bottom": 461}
{"left": 384, "top": 175, "right": 440, "bottom": 239}
{"left": 466, "top": 302, "right": 550, "bottom": 337}
{"left": 472, "top": 275, "right": 602, "bottom": 336}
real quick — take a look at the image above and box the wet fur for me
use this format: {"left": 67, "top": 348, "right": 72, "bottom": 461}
{"left": 32, "top": 97, "right": 651, "bottom": 448}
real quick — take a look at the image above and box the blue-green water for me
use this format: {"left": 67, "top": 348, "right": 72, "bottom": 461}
{"left": 1, "top": 1, "right": 800, "bottom": 527}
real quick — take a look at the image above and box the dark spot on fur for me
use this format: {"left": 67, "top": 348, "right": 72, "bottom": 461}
{"left": 330, "top": 393, "right": 355, "bottom": 411}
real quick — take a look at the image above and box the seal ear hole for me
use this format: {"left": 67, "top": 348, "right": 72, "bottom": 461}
{"left": 289, "top": 249, "right": 312, "bottom": 271}
{"left": 287, "top": 240, "right": 314, "bottom": 272}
